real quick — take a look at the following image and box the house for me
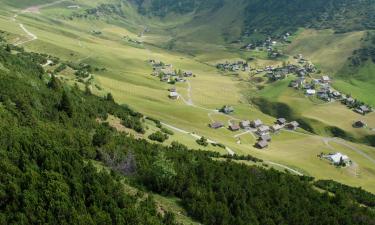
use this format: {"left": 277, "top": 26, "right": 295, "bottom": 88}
{"left": 169, "top": 92, "right": 179, "bottom": 100}
{"left": 353, "top": 120, "right": 366, "bottom": 128}
{"left": 229, "top": 124, "right": 241, "bottom": 131}
{"left": 321, "top": 76, "right": 331, "bottom": 83}
{"left": 276, "top": 118, "right": 287, "bottom": 125}
{"left": 251, "top": 119, "right": 263, "bottom": 128}
{"left": 210, "top": 122, "right": 224, "bottom": 129}
{"left": 240, "top": 120, "right": 251, "bottom": 129}
{"left": 271, "top": 124, "right": 283, "bottom": 132}
{"left": 175, "top": 77, "right": 186, "bottom": 82}
{"left": 326, "top": 153, "right": 350, "bottom": 165}
{"left": 183, "top": 71, "right": 193, "bottom": 77}
{"left": 286, "top": 121, "right": 299, "bottom": 130}
{"left": 257, "top": 125, "right": 270, "bottom": 135}
{"left": 358, "top": 105, "right": 371, "bottom": 114}
{"left": 221, "top": 105, "right": 234, "bottom": 114}
{"left": 305, "top": 89, "right": 316, "bottom": 96}
{"left": 256, "top": 140, "right": 269, "bottom": 149}
{"left": 259, "top": 134, "right": 272, "bottom": 142}
{"left": 345, "top": 97, "right": 355, "bottom": 106}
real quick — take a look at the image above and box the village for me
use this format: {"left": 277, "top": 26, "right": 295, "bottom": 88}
{"left": 149, "top": 59, "right": 195, "bottom": 100}
{"left": 208, "top": 105, "right": 300, "bottom": 150}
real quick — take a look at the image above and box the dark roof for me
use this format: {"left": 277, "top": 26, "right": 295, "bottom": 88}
{"left": 229, "top": 124, "right": 240, "bottom": 131}
{"left": 210, "top": 122, "right": 224, "bottom": 129}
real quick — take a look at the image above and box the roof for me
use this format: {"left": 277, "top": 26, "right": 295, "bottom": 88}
{"left": 271, "top": 124, "right": 283, "bottom": 131}
{"left": 258, "top": 125, "right": 270, "bottom": 133}
{"left": 259, "top": 134, "right": 271, "bottom": 141}
{"left": 256, "top": 140, "right": 269, "bottom": 148}
{"left": 229, "top": 124, "right": 240, "bottom": 130}
{"left": 240, "top": 120, "right": 251, "bottom": 127}
{"left": 327, "top": 153, "right": 349, "bottom": 164}
{"left": 277, "top": 118, "right": 287, "bottom": 124}
{"left": 306, "top": 89, "right": 316, "bottom": 95}
{"left": 289, "top": 121, "right": 299, "bottom": 127}
{"left": 252, "top": 119, "right": 263, "bottom": 127}
{"left": 359, "top": 105, "right": 370, "bottom": 112}
{"left": 322, "top": 75, "right": 330, "bottom": 81}
{"left": 210, "top": 122, "right": 223, "bottom": 129}
{"left": 169, "top": 92, "right": 179, "bottom": 97}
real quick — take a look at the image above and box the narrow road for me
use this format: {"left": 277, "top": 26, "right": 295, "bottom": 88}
{"left": 14, "top": 23, "right": 38, "bottom": 46}
{"left": 265, "top": 161, "right": 304, "bottom": 176}
{"left": 12, "top": 0, "right": 68, "bottom": 46}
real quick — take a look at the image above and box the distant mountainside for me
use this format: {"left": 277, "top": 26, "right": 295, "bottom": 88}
{"left": 130, "top": 0, "right": 375, "bottom": 40}
{"left": 131, "top": 0, "right": 224, "bottom": 16}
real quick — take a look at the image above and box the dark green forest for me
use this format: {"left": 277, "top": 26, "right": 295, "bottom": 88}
{"left": 0, "top": 37, "right": 374, "bottom": 225}
{"left": 244, "top": 0, "right": 375, "bottom": 36}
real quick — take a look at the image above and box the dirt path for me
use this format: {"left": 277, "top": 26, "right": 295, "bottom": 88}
{"left": 265, "top": 161, "right": 304, "bottom": 176}
{"left": 12, "top": 0, "right": 68, "bottom": 46}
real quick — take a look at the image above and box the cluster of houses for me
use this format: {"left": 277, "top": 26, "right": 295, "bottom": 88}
{"left": 242, "top": 33, "right": 291, "bottom": 51}
{"left": 288, "top": 74, "right": 373, "bottom": 115}
{"left": 209, "top": 113, "right": 300, "bottom": 149}
{"left": 216, "top": 61, "right": 250, "bottom": 72}
{"left": 149, "top": 59, "right": 193, "bottom": 84}
{"left": 342, "top": 97, "right": 373, "bottom": 115}
{"left": 259, "top": 62, "right": 317, "bottom": 82}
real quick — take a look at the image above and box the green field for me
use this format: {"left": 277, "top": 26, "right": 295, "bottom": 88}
{"left": 0, "top": 0, "right": 374, "bottom": 194}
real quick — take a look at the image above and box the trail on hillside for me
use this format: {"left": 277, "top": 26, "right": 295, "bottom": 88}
{"left": 12, "top": 0, "right": 68, "bottom": 46}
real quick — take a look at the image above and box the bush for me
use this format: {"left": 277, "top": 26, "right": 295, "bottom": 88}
{"left": 149, "top": 131, "right": 169, "bottom": 143}
{"left": 196, "top": 136, "right": 208, "bottom": 146}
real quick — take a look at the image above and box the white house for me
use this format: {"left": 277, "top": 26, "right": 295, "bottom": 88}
{"left": 326, "top": 153, "right": 350, "bottom": 165}
{"left": 306, "top": 89, "right": 316, "bottom": 95}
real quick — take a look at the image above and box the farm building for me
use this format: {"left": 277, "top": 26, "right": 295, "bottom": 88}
{"left": 183, "top": 71, "right": 193, "bottom": 77}
{"left": 256, "top": 140, "right": 269, "bottom": 149}
{"left": 229, "top": 124, "right": 241, "bottom": 131}
{"left": 286, "top": 121, "right": 299, "bottom": 130}
{"left": 259, "top": 134, "right": 272, "bottom": 142}
{"left": 221, "top": 105, "right": 234, "bottom": 114}
{"left": 251, "top": 119, "right": 263, "bottom": 128}
{"left": 257, "top": 125, "right": 270, "bottom": 135}
{"left": 240, "top": 120, "right": 251, "bottom": 129}
{"left": 321, "top": 75, "right": 331, "bottom": 83}
{"left": 169, "top": 92, "right": 179, "bottom": 100}
{"left": 325, "top": 153, "right": 350, "bottom": 165}
{"left": 353, "top": 120, "right": 367, "bottom": 128}
{"left": 210, "top": 122, "right": 224, "bottom": 129}
{"left": 271, "top": 124, "right": 283, "bottom": 132}
{"left": 276, "top": 118, "right": 287, "bottom": 125}
{"left": 305, "top": 89, "right": 316, "bottom": 95}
